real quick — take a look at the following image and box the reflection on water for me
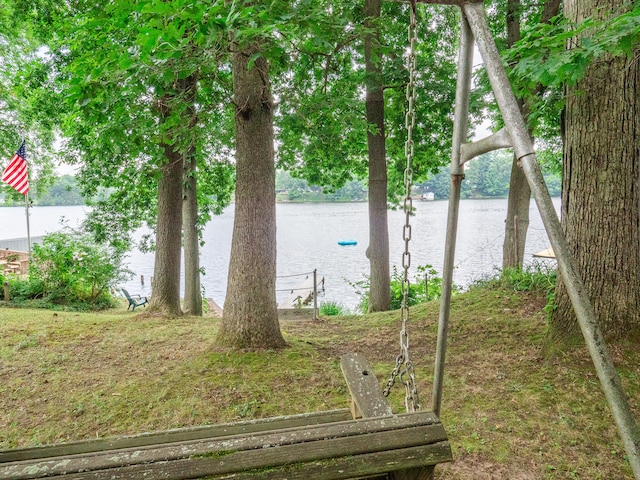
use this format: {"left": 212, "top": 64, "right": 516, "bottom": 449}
{"left": 0, "top": 198, "right": 560, "bottom": 310}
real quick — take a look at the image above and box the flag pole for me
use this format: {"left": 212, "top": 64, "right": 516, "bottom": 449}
{"left": 21, "top": 127, "right": 31, "bottom": 257}
{"left": 25, "top": 191, "right": 31, "bottom": 256}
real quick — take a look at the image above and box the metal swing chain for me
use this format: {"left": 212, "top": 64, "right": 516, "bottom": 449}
{"left": 383, "top": 0, "right": 420, "bottom": 413}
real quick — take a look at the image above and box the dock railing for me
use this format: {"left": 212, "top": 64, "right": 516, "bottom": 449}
{"left": 277, "top": 269, "right": 325, "bottom": 321}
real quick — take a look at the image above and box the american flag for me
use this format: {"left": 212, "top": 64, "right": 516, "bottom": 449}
{"left": 1, "top": 141, "right": 29, "bottom": 195}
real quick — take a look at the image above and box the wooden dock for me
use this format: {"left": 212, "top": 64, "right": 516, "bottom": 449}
{"left": 278, "top": 274, "right": 324, "bottom": 309}
{"left": 205, "top": 298, "right": 224, "bottom": 317}
{"left": 0, "top": 249, "right": 29, "bottom": 276}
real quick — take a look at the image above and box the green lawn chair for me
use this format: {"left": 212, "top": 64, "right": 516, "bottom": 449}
{"left": 121, "top": 288, "right": 149, "bottom": 311}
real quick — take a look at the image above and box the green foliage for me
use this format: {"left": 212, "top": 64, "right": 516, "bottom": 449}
{"left": 276, "top": 170, "right": 367, "bottom": 202}
{"left": 500, "top": 266, "right": 556, "bottom": 293}
{"left": 9, "top": 227, "right": 132, "bottom": 310}
{"left": 507, "top": 7, "right": 640, "bottom": 92}
{"left": 472, "top": 264, "right": 557, "bottom": 320}
{"left": 351, "top": 264, "right": 445, "bottom": 314}
{"left": 420, "top": 149, "right": 561, "bottom": 200}
{"left": 36, "top": 175, "right": 85, "bottom": 206}
{"left": 12, "top": 0, "right": 236, "bottom": 253}
{"left": 277, "top": 2, "right": 459, "bottom": 203}
{"left": 319, "top": 301, "right": 348, "bottom": 316}
{"left": 0, "top": 3, "right": 58, "bottom": 195}
{"left": 464, "top": 152, "right": 513, "bottom": 198}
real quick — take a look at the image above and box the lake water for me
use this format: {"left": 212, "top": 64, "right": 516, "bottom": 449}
{"left": 0, "top": 198, "right": 560, "bottom": 310}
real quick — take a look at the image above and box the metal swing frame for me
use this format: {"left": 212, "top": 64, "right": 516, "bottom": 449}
{"left": 420, "top": 2, "right": 640, "bottom": 478}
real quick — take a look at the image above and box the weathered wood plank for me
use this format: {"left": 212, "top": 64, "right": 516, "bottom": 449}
{"left": 31, "top": 428, "right": 449, "bottom": 479}
{"left": 0, "top": 413, "right": 445, "bottom": 479}
{"left": 0, "top": 410, "right": 352, "bottom": 463}
{"left": 199, "top": 442, "right": 452, "bottom": 479}
{"left": 340, "top": 353, "right": 393, "bottom": 418}
{"left": 340, "top": 353, "right": 446, "bottom": 480}
{"left": 3, "top": 352, "right": 452, "bottom": 480}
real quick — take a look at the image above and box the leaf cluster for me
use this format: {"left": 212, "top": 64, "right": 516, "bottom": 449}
{"left": 507, "top": 5, "right": 640, "bottom": 92}
{"left": 277, "top": 2, "right": 459, "bottom": 203}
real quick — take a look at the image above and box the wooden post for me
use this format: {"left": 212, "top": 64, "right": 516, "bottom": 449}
{"left": 513, "top": 214, "right": 519, "bottom": 267}
{"left": 4, "top": 281, "right": 9, "bottom": 302}
{"left": 313, "top": 269, "right": 318, "bottom": 321}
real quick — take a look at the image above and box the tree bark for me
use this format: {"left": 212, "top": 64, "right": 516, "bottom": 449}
{"left": 183, "top": 146, "right": 202, "bottom": 316}
{"left": 365, "top": 0, "right": 391, "bottom": 312}
{"left": 502, "top": 156, "right": 531, "bottom": 269}
{"left": 551, "top": 0, "right": 640, "bottom": 340}
{"left": 181, "top": 75, "right": 202, "bottom": 317}
{"left": 150, "top": 97, "right": 184, "bottom": 316}
{"left": 502, "top": 0, "right": 530, "bottom": 270}
{"left": 217, "top": 40, "right": 285, "bottom": 348}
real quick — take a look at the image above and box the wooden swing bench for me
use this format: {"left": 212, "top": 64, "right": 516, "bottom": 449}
{"left": 0, "top": 354, "right": 452, "bottom": 480}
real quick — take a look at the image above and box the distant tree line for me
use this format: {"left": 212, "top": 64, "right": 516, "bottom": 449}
{"left": 419, "top": 151, "right": 561, "bottom": 200}
{"left": 275, "top": 170, "right": 367, "bottom": 202}
{"left": 275, "top": 153, "right": 562, "bottom": 203}
{"left": 1, "top": 175, "right": 85, "bottom": 206}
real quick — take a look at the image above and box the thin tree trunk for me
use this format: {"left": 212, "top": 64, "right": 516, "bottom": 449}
{"left": 502, "top": 154, "right": 531, "bottom": 269}
{"left": 551, "top": 0, "right": 640, "bottom": 340}
{"left": 502, "top": 0, "right": 530, "bottom": 270}
{"left": 365, "top": 0, "right": 390, "bottom": 312}
{"left": 181, "top": 75, "right": 202, "bottom": 316}
{"left": 183, "top": 146, "right": 202, "bottom": 316}
{"left": 217, "top": 40, "right": 285, "bottom": 348}
{"left": 502, "top": 0, "right": 560, "bottom": 270}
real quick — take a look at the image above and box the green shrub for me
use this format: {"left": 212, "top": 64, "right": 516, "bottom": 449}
{"left": 471, "top": 264, "right": 557, "bottom": 319}
{"left": 319, "top": 301, "right": 347, "bottom": 316}
{"left": 351, "top": 264, "right": 446, "bottom": 314}
{"left": 9, "top": 227, "right": 132, "bottom": 310}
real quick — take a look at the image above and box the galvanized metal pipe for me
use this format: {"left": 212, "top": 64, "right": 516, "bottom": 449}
{"left": 462, "top": 3, "right": 640, "bottom": 477}
{"left": 432, "top": 14, "right": 474, "bottom": 418}
{"left": 459, "top": 127, "right": 512, "bottom": 164}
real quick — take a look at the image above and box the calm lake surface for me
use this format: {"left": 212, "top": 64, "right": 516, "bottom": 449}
{"left": 0, "top": 198, "right": 560, "bottom": 310}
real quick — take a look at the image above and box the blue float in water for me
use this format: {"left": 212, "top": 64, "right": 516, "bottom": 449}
{"left": 338, "top": 239, "right": 357, "bottom": 246}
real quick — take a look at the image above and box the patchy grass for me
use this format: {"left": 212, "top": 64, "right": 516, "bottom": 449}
{"left": 1, "top": 287, "right": 638, "bottom": 479}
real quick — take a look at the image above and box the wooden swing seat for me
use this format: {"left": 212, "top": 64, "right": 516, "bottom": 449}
{"left": 0, "top": 354, "right": 452, "bottom": 480}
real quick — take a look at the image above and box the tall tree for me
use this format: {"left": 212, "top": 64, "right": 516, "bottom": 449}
{"left": 551, "top": 0, "right": 640, "bottom": 340}
{"left": 278, "top": 2, "right": 457, "bottom": 312}
{"left": 216, "top": 36, "right": 285, "bottom": 348}
{"left": 21, "top": 0, "right": 235, "bottom": 315}
{"left": 502, "top": 0, "right": 561, "bottom": 270}
{"left": 181, "top": 74, "right": 202, "bottom": 316}
{"left": 364, "top": 0, "right": 390, "bottom": 312}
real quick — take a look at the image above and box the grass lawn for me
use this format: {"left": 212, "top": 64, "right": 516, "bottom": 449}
{"left": 1, "top": 285, "right": 638, "bottom": 479}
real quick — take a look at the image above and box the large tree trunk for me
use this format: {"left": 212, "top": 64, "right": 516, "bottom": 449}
{"left": 216, "top": 40, "right": 285, "bottom": 349}
{"left": 364, "top": 0, "right": 390, "bottom": 312}
{"left": 150, "top": 101, "right": 184, "bottom": 316}
{"left": 551, "top": 0, "right": 640, "bottom": 340}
